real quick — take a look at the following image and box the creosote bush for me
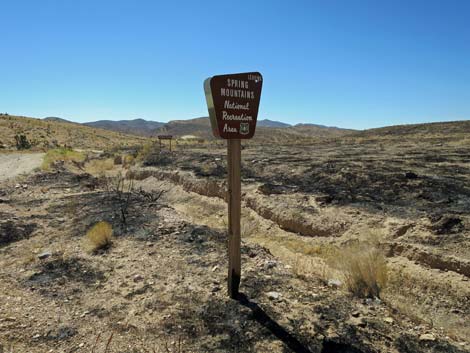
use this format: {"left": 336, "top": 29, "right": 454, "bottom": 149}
{"left": 85, "top": 221, "right": 113, "bottom": 253}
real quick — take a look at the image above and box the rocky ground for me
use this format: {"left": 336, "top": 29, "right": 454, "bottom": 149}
{"left": 0, "top": 132, "right": 469, "bottom": 352}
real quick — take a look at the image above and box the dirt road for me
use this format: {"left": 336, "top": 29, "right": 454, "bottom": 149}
{"left": 0, "top": 153, "right": 45, "bottom": 181}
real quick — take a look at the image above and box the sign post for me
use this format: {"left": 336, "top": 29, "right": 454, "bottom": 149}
{"left": 157, "top": 135, "right": 173, "bottom": 151}
{"left": 204, "top": 72, "right": 263, "bottom": 298}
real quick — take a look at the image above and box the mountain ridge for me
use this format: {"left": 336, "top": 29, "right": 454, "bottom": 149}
{"left": 83, "top": 118, "right": 165, "bottom": 137}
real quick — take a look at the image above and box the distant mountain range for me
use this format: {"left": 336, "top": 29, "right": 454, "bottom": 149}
{"left": 41, "top": 116, "right": 355, "bottom": 141}
{"left": 83, "top": 119, "right": 164, "bottom": 137}
{"left": 16, "top": 115, "right": 467, "bottom": 146}
{"left": 257, "top": 119, "right": 291, "bottom": 128}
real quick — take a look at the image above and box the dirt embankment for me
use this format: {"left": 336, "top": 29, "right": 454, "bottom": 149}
{"left": 127, "top": 168, "right": 350, "bottom": 238}
{"left": 126, "top": 160, "right": 470, "bottom": 346}
{"left": 0, "top": 153, "right": 45, "bottom": 181}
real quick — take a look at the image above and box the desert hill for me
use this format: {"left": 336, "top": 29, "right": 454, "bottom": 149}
{"left": 154, "top": 117, "right": 355, "bottom": 142}
{"left": 154, "top": 116, "right": 211, "bottom": 139}
{"left": 43, "top": 117, "right": 78, "bottom": 124}
{"left": 257, "top": 119, "right": 291, "bottom": 128}
{"left": 83, "top": 118, "right": 164, "bottom": 137}
{"left": 351, "top": 120, "right": 470, "bottom": 138}
{"left": 0, "top": 114, "right": 147, "bottom": 150}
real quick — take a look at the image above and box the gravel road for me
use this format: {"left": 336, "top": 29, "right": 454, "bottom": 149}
{"left": 0, "top": 152, "right": 45, "bottom": 181}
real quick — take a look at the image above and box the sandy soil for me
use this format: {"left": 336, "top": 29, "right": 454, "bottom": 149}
{"left": 0, "top": 153, "right": 45, "bottom": 181}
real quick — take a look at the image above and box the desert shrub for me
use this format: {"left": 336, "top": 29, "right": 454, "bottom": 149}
{"left": 136, "top": 141, "right": 155, "bottom": 161}
{"left": 104, "top": 173, "right": 166, "bottom": 229}
{"left": 14, "top": 133, "right": 31, "bottom": 150}
{"left": 143, "top": 150, "right": 172, "bottom": 166}
{"left": 343, "top": 247, "right": 387, "bottom": 298}
{"left": 327, "top": 244, "right": 387, "bottom": 298}
{"left": 113, "top": 155, "right": 123, "bottom": 165}
{"left": 123, "top": 154, "right": 135, "bottom": 168}
{"left": 42, "top": 148, "right": 86, "bottom": 170}
{"left": 85, "top": 221, "right": 112, "bottom": 253}
{"left": 104, "top": 173, "right": 134, "bottom": 228}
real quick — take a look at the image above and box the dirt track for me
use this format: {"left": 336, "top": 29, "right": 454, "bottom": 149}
{"left": 0, "top": 153, "right": 44, "bottom": 181}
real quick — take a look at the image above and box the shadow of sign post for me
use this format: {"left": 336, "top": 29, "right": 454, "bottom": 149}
{"left": 237, "top": 293, "right": 314, "bottom": 353}
{"left": 204, "top": 72, "right": 263, "bottom": 298}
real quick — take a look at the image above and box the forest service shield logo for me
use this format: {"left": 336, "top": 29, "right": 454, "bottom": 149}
{"left": 239, "top": 123, "right": 249, "bottom": 135}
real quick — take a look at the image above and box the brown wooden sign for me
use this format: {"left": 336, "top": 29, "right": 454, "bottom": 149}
{"left": 157, "top": 135, "right": 173, "bottom": 140}
{"left": 157, "top": 135, "right": 173, "bottom": 151}
{"left": 203, "top": 72, "right": 263, "bottom": 299}
{"left": 204, "top": 72, "right": 263, "bottom": 139}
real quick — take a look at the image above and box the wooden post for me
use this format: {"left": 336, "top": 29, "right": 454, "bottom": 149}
{"left": 227, "top": 139, "right": 241, "bottom": 298}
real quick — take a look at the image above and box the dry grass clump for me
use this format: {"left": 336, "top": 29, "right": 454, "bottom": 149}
{"left": 123, "top": 154, "right": 135, "bottom": 168}
{"left": 326, "top": 243, "right": 388, "bottom": 298}
{"left": 85, "top": 158, "right": 115, "bottom": 175}
{"left": 341, "top": 247, "right": 387, "bottom": 298}
{"left": 41, "top": 148, "right": 86, "bottom": 170}
{"left": 85, "top": 221, "right": 113, "bottom": 253}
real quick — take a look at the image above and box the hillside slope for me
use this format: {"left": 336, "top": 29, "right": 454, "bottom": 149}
{"left": 155, "top": 117, "right": 212, "bottom": 139}
{"left": 0, "top": 114, "right": 147, "bottom": 150}
{"left": 352, "top": 120, "right": 470, "bottom": 138}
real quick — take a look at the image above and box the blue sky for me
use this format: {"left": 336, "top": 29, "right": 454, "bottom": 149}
{"left": 1, "top": 0, "right": 469, "bottom": 129}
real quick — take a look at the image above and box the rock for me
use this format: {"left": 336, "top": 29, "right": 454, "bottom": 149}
{"left": 351, "top": 311, "right": 361, "bottom": 317}
{"left": 38, "top": 251, "right": 52, "bottom": 260}
{"left": 264, "top": 260, "right": 277, "bottom": 270}
{"left": 258, "top": 183, "right": 285, "bottom": 195}
{"left": 267, "top": 291, "right": 280, "bottom": 300}
{"left": 211, "top": 286, "right": 221, "bottom": 293}
{"left": 384, "top": 317, "right": 394, "bottom": 324}
{"left": 348, "top": 316, "right": 366, "bottom": 328}
{"left": 419, "top": 333, "right": 436, "bottom": 341}
{"left": 133, "top": 274, "right": 144, "bottom": 282}
{"left": 327, "top": 279, "right": 342, "bottom": 288}
{"left": 326, "top": 327, "right": 339, "bottom": 339}
{"left": 211, "top": 265, "right": 218, "bottom": 272}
